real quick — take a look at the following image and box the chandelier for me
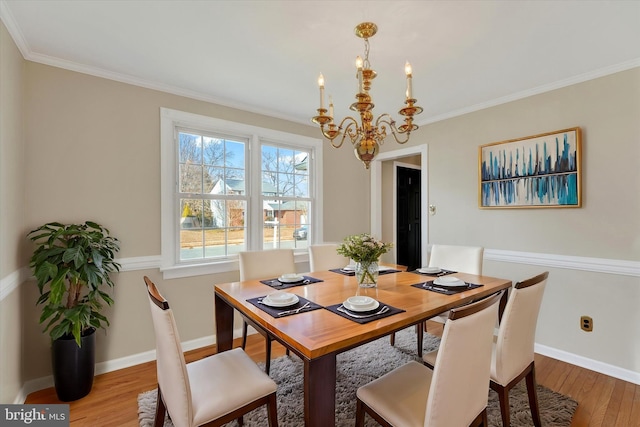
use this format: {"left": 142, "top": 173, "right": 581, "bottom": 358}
{"left": 311, "top": 22, "right": 423, "bottom": 169}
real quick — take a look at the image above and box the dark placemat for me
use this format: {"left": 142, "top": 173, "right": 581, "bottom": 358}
{"left": 410, "top": 269, "right": 457, "bottom": 277}
{"left": 247, "top": 296, "right": 323, "bottom": 318}
{"left": 411, "top": 281, "right": 483, "bottom": 295}
{"left": 325, "top": 302, "right": 405, "bottom": 324}
{"left": 259, "top": 275, "right": 323, "bottom": 290}
{"left": 329, "top": 268, "right": 401, "bottom": 277}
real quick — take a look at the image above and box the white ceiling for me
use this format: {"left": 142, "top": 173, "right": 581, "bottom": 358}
{"left": 2, "top": 0, "right": 639, "bottom": 127}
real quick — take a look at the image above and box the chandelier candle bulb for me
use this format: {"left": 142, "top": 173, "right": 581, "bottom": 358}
{"left": 405, "top": 61, "right": 413, "bottom": 100}
{"left": 356, "top": 56, "right": 364, "bottom": 93}
{"left": 318, "top": 74, "right": 325, "bottom": 109}
{"left": 329, "top": 95, "right": 334, "bottom": 118}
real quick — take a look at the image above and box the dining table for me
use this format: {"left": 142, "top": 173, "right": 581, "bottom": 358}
{"left": 214, "top": 266, "right": 512, "bottom": 426}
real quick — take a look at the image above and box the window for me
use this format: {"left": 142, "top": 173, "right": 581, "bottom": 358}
{"left": 261, "top": 144, "right": 311, "bottom": 251}
{"left": 160, "top": 108, "right": 323, "bottom": 279}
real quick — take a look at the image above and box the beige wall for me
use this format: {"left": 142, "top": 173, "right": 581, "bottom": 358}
{"left": 411, "top": 69, "right": 640, "bottom": 259}
{"left": 14, "top": 61, "right": 370, "bottom": 386}
{"left": 377, "top": 68, "right": 640, "bottom": 372}
{"left": 0, "top": 21, "right": 26, "bottom": 403}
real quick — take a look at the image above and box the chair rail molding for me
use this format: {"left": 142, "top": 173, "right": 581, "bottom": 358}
{"left": 3, "top": 250, "right": 637, "bottom": 303}
{"left": 485, "top": 249, "right": 640, "bottom": 277}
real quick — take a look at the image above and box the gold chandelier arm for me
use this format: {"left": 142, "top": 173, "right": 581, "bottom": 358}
{"left": 375, "top": 114, "right": 411, "bottom": 144}
{"left": 326, "top": 116, "right": 359, "bottom": 148}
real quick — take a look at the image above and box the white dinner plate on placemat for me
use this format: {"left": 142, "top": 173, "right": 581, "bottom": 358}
{"left": 433, "top": 276, "right": 466, "bottom": 287}
{"left": 342, "top": 296, "right": 379, "bottom": 312}
{"left": 278, "top": 273, "right": 304, "bottom": 283}
{"left": 262, "top": 292, "right": 299, "bottom": 307}
{"left": 418, "top": 266, "right": 442, "bottom": 274}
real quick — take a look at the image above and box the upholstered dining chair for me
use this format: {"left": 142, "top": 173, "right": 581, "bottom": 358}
{"left": 390, "top": 244, "right": 484, "bottom": 356}
{"left": 308, "top": 243, "right": 349, "bottom": 271}
{"left": 143, "top": 276, "right": 278, "bottom": 427}
{"left": 239, "top": 248, "right": 295, "bottom": 374}
{"left": 423, "top": 271, "right": 548, "bottom": 427}
{"left": 356, "top": 291, "right": 503, "bottom": 427}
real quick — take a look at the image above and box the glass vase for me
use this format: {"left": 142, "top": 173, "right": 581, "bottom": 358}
{"left": 355, "top": 261, "right": 379, "bottom": 288}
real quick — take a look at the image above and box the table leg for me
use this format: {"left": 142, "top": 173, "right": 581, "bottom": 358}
{"left": 498, "top": 288, "right": 508, "bottom": 325}
{"left": 304, "top": 353, "right": 337, "bottom": 426}
{"left": 214, "top": 292, "right": 234, "bottom": 352}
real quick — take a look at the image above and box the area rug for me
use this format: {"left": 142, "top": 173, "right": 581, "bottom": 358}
{"left": 138, "top": 329, "right": 576, "bottom": 426}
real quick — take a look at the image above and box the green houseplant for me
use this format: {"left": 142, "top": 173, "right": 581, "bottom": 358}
{"left": 27, "top": 221, "right": 120, "bottom": 401}
{"left": 337, "top": 233, "right": 392, "bottom": 287}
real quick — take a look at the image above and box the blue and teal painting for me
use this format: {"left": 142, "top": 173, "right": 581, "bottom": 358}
{"left": 480, "top": 129, "right": 580, "bottom": 207}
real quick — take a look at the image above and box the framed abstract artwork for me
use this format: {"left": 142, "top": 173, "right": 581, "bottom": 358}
{"left": 479, "top": 127, "right": 582, "bottom": 208}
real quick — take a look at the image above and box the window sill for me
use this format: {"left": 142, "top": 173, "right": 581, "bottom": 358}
{"left": 161, "top": 251, "right": 310, "bottom": 280}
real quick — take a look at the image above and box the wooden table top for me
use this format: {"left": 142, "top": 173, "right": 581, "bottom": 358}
{"left": 214, "top": 269, "right": 512, "bottom": 360}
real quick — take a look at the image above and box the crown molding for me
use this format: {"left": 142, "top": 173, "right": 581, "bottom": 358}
{"left": 417, "top": 58, "right": 640, "bottom": 126}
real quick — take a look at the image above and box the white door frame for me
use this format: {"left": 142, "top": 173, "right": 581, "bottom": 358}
{"left": 370, "top": 144, "right": 429, "bottom": 266}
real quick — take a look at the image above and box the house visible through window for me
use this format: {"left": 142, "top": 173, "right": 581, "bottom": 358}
{"left": 178, "top": 129, "right": 247, "bottom": 260}
{"left": 160, "top": 108, "right": 323, "bottom": 279}
{"left": 261, "top": 145, "right": 311, "bottom": 251}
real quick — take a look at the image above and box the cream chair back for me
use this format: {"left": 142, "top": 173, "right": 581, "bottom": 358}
{"left": 424, "top": 292, "right": 501, "bottom": 426}
{"left": 239, "top": 249, "right": 295, "bottom": 281}
{"left": 428, "top": 244, "right": 484, "bottom": 274}
{"left": 144, "top": 277, "right": 193, "bottom": 427}
{"left": 492, "top": 271, "right": 548, "bottom": 385}
{"left": 309, "top": 244, "right": 349, "bottom": 271}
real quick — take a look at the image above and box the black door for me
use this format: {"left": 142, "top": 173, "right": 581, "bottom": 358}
{"left": 396, "top": 166, "right": 421, "bottom": 271}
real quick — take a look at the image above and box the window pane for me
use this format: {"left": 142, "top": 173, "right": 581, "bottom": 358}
{"left": 180, "top": 199, "right": 204, "bottom": 260}
{"left": 179, "top": 133, "right": 202, "bottom": 164}
{"left": 179, "top": 164, "right": 202, "bottom": 193}
{"left": 226, "top": 140, "right": 245, "bottom": 169}
{"left": 295, "top": 173, "right": 309, "bottom": 197}
{"left": 203, "top": 136, "right": 224, "bottom": 166}
{"left": 180, "top": 198, "right": 247, "bottom": 260}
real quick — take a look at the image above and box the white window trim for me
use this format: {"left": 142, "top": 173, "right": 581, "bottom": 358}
{"left": 160, "top": 108, "right": 323, "bottom": 279}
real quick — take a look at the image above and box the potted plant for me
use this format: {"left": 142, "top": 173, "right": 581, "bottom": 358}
{"left": 337, "top": 233, "right": 392, "bottom": 287}
{"left": 27, "top": 221, "right": 121, "bottom": 401}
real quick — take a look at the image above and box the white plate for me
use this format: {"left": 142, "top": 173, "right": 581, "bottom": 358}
{"left": 434, "top": 276, "right": 467, "bottom": 287}
{"left": 418, "top": 266, "right": 442, "bottom": 274}
{"left": 278, "top": 274, "right": 304, "bottom": 283}
{"left": 262, "top": 292, "right": 299, "bottom": 307}
{"left": 342, "top": 264, "right": 356, "bottom": 271}
{"left": 343, "top": 296, "right": 379, "bottom": 312}
{"left": 377, "top": 265, "right": 395, "bottom": 272}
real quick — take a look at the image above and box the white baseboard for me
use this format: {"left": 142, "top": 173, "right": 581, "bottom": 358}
{"left": 535, "top": 343, "right": 640, "bottom": 385}
{"left": 15, "top": 327, "right": 244, "bottom": 403}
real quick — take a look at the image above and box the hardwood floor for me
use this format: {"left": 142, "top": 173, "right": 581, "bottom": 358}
{"left": 25, "top": 321, "right": 640, "bottom": 426}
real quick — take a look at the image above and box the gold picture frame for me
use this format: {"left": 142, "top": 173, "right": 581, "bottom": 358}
{"left": 479, "top": 127, "right": 582, "bottom": 208}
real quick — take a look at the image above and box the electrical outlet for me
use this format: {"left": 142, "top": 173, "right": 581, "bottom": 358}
{"left": 580, "top": 316, "right": 593, "bottom": 332}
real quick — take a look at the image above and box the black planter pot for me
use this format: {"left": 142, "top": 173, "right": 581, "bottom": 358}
{"left": 51, "top": 328, "right": 96, "bottom": 402}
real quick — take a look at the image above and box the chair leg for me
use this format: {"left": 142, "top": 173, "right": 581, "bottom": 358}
{"left": 355, "top": 399, "right": 366, "bottom": 427}
{"left": 154, "top": 387, "right": 166, "bottom": 427}
{"left": 494, "top": 383, "right": 511, "bottom": 427}
{"left": 266, "top": 392, "right": 279, "bottom": 427}
{"left": 241, "top": 321, "right": 248, "bottom": 349}
{"left": 389, "top": 332, "right": 396, "bottom": 346}
{"left": 265, "top": 337, "right": 272, "bottom": 375}
{"left": 237, "top": 415, "right": 244, "bottom": 426}
{"left": 526, "top": 363, "right": 542, "bottom": 427}
{"left": 470, "top": 408, "right": 487, "bottom": 427}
